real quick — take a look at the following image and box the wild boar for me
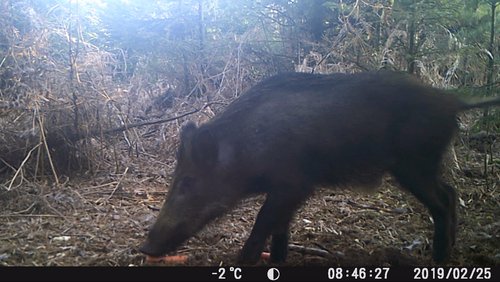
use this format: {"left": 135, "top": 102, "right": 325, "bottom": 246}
{"left": 140, "top": 71, "right": 500, "bottom": 264}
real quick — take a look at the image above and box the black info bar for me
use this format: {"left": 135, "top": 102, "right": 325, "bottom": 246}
{"left": 1, "top": 266, "right": 498, "bottom": 282}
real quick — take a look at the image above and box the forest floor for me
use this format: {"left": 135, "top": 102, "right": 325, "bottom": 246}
{"left": 0, "top": 138, "right": 499, "bottom": 268}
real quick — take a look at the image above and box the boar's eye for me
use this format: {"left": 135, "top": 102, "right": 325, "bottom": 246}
{"left": 178, "top": 176, "right": 196, "bottom": 192}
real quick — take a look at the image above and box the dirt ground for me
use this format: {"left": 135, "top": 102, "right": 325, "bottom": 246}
{"left": 0, "top": 136, "right": 499, "bottom": 268}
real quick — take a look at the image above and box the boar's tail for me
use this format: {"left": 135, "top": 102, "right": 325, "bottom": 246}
{"left": 460, "top": 96, "right": 500, "bottom": 111}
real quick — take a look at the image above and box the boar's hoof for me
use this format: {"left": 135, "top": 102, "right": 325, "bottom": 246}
{"left": 432, "top": 247, "right": 451, "bottom": 264}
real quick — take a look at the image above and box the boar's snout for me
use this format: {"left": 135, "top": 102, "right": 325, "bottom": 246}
{"left": 139, "top": 221, "right": 189, "bottom": 257}
{"left": 139, "top": 230, "right": 174, "bottom": 257}
{"left": 139, "top": 239, "right": 166, "bottom": 257}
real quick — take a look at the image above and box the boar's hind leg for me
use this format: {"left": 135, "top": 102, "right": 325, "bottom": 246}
{"left": 440, "top": 182, "right": 457, "bottom": 246}
{"left": 391, "top": 163, "right": 457, "bottom": 263}
{"left": 238, "top": 188, "right": 310, "bottom": 264}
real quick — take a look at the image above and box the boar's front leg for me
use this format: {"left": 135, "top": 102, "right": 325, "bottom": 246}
{"left": 269, "top": 225, "right": 290, "bottom": 263}
{"left": 238, "top": 187, "right": 311, "bottom": 264}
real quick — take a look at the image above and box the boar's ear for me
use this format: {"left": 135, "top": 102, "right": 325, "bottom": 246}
{"left": 192, "top": 128, "right": 218, "bottom": 167}
{"left": 180, "top": 122, "right": 197, "bottom": 142}
{"left": 178, "top": 122, "right": 197, "bottom": 158}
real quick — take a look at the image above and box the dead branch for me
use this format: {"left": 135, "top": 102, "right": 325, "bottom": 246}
{"left": 7, "top": 143, "right": 40, "bottom": 191}
{"left": 65, "top": 101, "right": 225, "bottom": 143}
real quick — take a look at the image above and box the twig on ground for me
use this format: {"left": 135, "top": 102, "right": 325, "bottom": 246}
{"left": 289, "top": 244, "right": 335, "bottom": 257}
